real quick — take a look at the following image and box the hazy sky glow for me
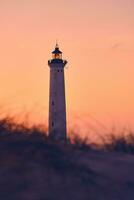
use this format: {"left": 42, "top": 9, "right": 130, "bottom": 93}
{"left": 0, "top": 0, "right": 134, "bottom": 135}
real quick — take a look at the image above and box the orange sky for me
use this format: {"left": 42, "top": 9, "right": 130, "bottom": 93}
{"left": 0, "top": 0, "right": 134, "bottom": 134}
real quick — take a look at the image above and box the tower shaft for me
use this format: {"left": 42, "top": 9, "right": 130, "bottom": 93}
{"left": 49, "top": 64, "right": 66, "bottom": 140}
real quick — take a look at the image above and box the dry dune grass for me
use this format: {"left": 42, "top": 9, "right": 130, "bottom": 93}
{"left": 1, "top": 116, "right": 134, "bottom": 153}
{"left": 0, "top": 117, "right": 134, "bottom": 199}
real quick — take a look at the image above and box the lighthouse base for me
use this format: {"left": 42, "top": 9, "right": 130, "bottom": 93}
{"left": 49, "top": 130, "right": 67, "bottom": 142}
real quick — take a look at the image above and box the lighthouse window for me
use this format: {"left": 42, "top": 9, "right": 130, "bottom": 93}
{"left": 61, "top": 70, "right": 62, "bottom": 72}
{"left": 52, "top": 101, "right": 54, "bottom": 105}
{"left": 58, "top": 70, "right": 60, "bottom": 72}
{"left": 52, "top": 122, "right": 54, "bottom": 127}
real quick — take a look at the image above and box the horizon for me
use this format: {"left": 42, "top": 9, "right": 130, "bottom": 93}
{"left": 0, "top": 0, "right": 134, "bottom": 136}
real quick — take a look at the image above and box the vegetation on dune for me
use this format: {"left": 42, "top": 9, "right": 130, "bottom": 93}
{"left": 0, "top": 116, "right": 134, "bottom": 154}
{"left": 103, "top": 133, "right": 134, "bottom": 153}
{"left": 0, "top": 117, "right": 134, "bottom": 199}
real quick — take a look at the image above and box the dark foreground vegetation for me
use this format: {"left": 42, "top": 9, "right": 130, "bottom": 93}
{"left": 0, "top": 117, "right": 134, "bottom": 200}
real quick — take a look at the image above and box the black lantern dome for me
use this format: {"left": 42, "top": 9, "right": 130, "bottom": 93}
{"left": 52, "top": 43, "right": 62, "bottom": 60}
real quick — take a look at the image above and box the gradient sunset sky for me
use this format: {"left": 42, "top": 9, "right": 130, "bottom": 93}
{"left": 0, "top": 0, "right": 134, "bottom": 134}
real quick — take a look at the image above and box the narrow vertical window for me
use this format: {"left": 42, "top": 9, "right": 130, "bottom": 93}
{"left": 52, "top": 122, "right": 54, "bottom": 127}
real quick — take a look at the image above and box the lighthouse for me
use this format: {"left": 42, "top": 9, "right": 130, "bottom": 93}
{"left": 48, "top": 43, "right": 67, "bottom": 141}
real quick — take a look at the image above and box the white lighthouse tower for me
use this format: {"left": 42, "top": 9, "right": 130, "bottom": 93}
{"left": 48, "top": 43, "right": 67, "bottom": 141}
